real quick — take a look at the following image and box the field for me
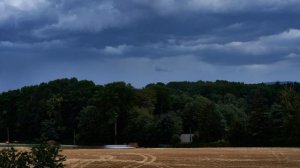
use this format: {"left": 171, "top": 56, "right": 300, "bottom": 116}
{"left": 63, "top": 148, "right": 300, "bottom": 168}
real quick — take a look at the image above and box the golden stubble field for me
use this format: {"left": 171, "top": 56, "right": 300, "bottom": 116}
{"left": 62, "top": 148, "right": 300, "bottom": 168}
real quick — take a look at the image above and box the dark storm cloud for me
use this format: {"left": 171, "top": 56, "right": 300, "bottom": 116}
{"left": 1, "top": 0, "right": 300, "bottom": 92}
{"left": 96, "top": 28, "right": 300, "bottom": 65}
{"left": 155, "top": 66, "right": 169, "bottom": 73}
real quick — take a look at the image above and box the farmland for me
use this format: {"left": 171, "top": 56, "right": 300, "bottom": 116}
{"left": 63, "top": 148, "right": 300, "bottom": 168}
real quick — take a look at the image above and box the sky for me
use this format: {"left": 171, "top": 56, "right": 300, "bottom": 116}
{"left": 1, "top": 0, "right": 300, "bottom": 92}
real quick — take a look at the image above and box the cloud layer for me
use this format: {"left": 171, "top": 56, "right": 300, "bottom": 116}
{"left": 1, "top": 0, "right": 300, "bottom": 91}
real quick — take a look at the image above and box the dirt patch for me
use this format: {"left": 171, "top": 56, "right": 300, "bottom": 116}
{"left": 62, "top": 148, "right": 300, "bottom": 168}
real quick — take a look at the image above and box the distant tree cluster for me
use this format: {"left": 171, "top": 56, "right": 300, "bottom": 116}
{"left": 0, "top": 78, "right": 299, "bottom": 146}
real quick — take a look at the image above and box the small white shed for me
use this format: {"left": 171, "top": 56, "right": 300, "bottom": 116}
{"left": 180, "top": 134, "right": 193, "bottom": 143}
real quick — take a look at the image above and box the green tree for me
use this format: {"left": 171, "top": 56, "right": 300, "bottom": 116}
{"left": 78, "top": 106, "right": 110, "bottom": 145}
{"left": 216, "top": 104, "right": 248, "bottom": 146}
{"left": 145, "top": 83, "right": 171, "bottom": 115}
{"left": 184, "top": 96, "right": 225, "bottom": 143}
{"left": 280, "top": 87, "right": 300, "bottom": 145}
{"left": 100, "top": 82, "right": 135, "bottom": 144}
{"left": 270, "top": 103, "right": 285, "bottom": 145}
{"left": 228, "top": 118, "right": 248, "bottom": 146}
{"left": 155, "top": 112, "right": 182, "bottom": 145}
{"left": 41, "top": 119, "right": 59, "bottom": 141}
{"left": 248, "top": 90, "right": 271, "bottom": 146}
{"left": 125, "top": 107, "right": 155, "bottom": 146}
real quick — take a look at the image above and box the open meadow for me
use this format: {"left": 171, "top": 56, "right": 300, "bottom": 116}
{"left": 63, "top": 148, "right": 300, "bottom": 168}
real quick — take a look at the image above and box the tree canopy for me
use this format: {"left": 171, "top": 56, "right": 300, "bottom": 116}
{"left": 0, "top": 78, "right": 299, "bottom": 146}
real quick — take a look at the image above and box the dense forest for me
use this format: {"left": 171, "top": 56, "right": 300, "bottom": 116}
{"left": 0, "top": 78, "right": 299, "bottom": 147}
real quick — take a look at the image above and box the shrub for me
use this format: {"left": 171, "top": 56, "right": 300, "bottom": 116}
{"left": 31, "top": 142, "right": 66, "bottom": 168}
{"left": 0, "top": 148, "right": 31, "bottom": 168}
{"left": 0, "top": 143, "right": 66, "bottom": 168}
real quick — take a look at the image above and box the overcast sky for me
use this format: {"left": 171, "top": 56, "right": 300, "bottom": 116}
{"left": 1, "top": 0, "right": 300, "bottom": 92}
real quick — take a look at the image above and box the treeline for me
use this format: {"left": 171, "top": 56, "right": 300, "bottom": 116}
{"left": 0, "top": 78, "right": 299, "bottom": 146}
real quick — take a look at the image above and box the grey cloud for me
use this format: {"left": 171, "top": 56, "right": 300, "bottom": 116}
{"left": 96, "top": 29, "right": 300, "bottom": 66}
{"left": 32, "top": 0, "right": 145, "bottom": 36}
{"left": 0, "top": 0, "right": 51, "bottom": 25}
{"left": 1, "top": 0, "right": 300, "bottom": 92}
{"left": 2, "top": 0, "right": 300, "bottom": 44}
{"left": 4, "top": 0, "right": 300, "bottom": 37}
{"left": 102, "top": 45, "right": 131, "bottom": 55}
{"left": 132, "top": 0, "right": 300, "bottom": 15}
{"left": 155, "top": 66, "right": 169, "bottom": 72}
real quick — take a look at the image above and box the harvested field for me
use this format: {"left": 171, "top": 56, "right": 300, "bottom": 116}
{"left": 63, "top": 148, "right": 300, "bottom": 168}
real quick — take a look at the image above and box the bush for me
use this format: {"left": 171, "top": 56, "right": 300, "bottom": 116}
{"left": 0, "top": 143, "right": 66, "bottom": 168}
{"left": 205, "top": 139, "right": 230, "bottom": 147}
{"left": 0, "top": 148, "right": 31, "bottom": 168}
{"left": 31, "top": 142, "right": 66, "bottom": 168}
{"left": 174, "top": 139, "right": 230, "bottom": 148}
